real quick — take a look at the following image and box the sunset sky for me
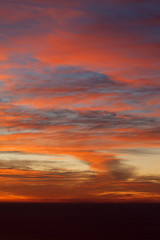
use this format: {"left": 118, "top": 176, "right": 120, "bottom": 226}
{"left": 0, "top": 0, "right": 160, "bottom": 202}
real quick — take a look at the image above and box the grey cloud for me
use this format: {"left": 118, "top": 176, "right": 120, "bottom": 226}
{"left": 3, "top": 106, "right": 160, "bottom": 134}
{"left": 107, "top": 159, "right": 136, "bottom": 181}
{"left": 0, "top": 97, "right": 10, "bottom": 103}
{"left": 11, "top": 67, "right": 122, "bottom": 98}
{"left": 111, "top": 148, "right": 160, "bottom": 155}
{"left": 3, "top": 65, "right": 159, "bottom": 112}
{"left": 136, "top": 175, "right": 160, "bottom": 183}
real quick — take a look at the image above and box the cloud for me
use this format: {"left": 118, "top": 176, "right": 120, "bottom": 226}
{"left": 5, "top": 66, "right": 120, "bottom": 97}
{"left": 0, "top": 0, "right": 159, "bottom": 202}
{"left": 107, "top": 159, "right": 136, "bottom": 181}
{"left": 2, "top": 105, "right": 159, "bottom": 134}
{"left": 0, "top": 151, "right": 91, "bottom": 172}
{"left": 136, "top": 175, "right": 160, "bottom": 183}
{"left": 1, "top": 64, "right": 159, "bottom": 116}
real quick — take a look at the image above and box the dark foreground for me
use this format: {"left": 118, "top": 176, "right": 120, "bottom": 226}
{"left": 0, "top": 203, "right": 160, "bottom": 240}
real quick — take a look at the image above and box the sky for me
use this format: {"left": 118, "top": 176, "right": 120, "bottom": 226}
{"left": 0, "top": 0, "right": 160, "bottom": 202}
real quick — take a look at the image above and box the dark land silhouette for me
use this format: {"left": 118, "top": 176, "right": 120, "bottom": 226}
{"left": 0, "top": 203, "right": 160, "bottom": 240}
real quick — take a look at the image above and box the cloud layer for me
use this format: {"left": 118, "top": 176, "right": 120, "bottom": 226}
{"left": 0, "top": 0, "right": 159, "bottom": 202}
